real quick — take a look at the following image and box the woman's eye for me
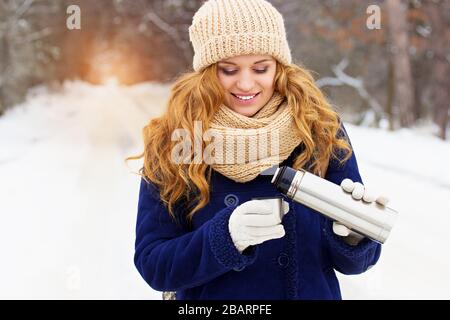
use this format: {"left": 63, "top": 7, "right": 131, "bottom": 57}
{"left": 220, "top": 68, "right": 268, "bottom": 75}
{"left": 221, "top": 69, "right": 237, "bottom": 75}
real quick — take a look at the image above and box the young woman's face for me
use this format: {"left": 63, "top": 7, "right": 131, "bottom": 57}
{"left": 217, "top": 54, "right": 277, "bottom": 117}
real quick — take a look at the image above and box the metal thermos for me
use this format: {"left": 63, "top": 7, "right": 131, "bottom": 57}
{"left": 271, "top": 166, "right": 398, "bottom": 244}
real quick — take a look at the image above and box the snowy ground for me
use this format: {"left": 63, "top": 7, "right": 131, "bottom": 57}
{"left": 0, "top": 81, "right": 449, "bottom": 299}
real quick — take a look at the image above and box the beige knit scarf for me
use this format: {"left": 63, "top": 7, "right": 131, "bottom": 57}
{"left": 208, "top": 92, "right": 302, "bottom": 183}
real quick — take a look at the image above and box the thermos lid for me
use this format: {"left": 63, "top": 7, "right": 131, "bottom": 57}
{"left": 271, "top": 166, "right": 297, "bottom": 195}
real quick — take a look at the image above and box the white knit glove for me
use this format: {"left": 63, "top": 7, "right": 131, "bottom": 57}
{"left": 229, "top": 199, "right": 290, "bottom": 254}
{"left": 333, "top": 179, "right": 390, "bottom": 246}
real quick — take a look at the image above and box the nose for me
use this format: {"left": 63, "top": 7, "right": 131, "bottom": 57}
{"left": 236, "top": 71, "right": 256, "bottom": 92}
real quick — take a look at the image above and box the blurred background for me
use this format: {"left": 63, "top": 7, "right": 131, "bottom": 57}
{"left": 0, "top": 0, "right": 449, "bottom": 299}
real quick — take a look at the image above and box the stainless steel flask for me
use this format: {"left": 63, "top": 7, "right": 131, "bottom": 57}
{"left": 271, "top": 166, "right": 398, "bottom": 244}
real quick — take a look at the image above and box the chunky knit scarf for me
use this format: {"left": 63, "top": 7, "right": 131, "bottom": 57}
{"left": 208, "top": 92, "right": 303, "bottom": 183}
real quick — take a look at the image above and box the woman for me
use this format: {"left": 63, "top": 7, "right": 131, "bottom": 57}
{"left": 129, "top": 0, "right": 388, "bottom": 300}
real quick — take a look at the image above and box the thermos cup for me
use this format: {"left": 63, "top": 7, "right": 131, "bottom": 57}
{"left": 251, "top": 196, "right": 285, "bottom": 222}
{"left": 271, "top": 166, "right": 398, "bottom": 244}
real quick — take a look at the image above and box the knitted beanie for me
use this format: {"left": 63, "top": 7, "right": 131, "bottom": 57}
{"left": 188, "top": 0, "right": 292, "bottom": 72}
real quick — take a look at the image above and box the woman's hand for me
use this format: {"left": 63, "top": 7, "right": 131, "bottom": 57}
{"left": 332, "top": 179, "right": 389, "bottom": 246}
{"left": 229, "top": 199, "right": 290, "bottom": 253}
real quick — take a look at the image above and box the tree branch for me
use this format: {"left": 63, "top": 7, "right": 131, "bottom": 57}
{"left": 15, "top": 27, "right": 52, "bottom": 44}
{"left": 14, "top": 0, "right": 34, "bottom": 20}
{"left": 142, "top": 11, "right": 192, "bottom": 65}
{"left": 316, "top": 58, "right": 386, "bottom": 122}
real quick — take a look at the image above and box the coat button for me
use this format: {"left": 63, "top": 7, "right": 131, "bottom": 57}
{"left": 224, "top": 194, "right": 239, "bottom": 207}
{"left": 277, "top": 253, "right": 289, "bottom": 268}
{"left": 233, "top": 266, "right": 245, "bottom": 272}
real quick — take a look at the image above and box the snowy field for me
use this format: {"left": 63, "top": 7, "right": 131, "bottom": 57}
{"left": 0, "top": 81, "right": 449, "bottom": 299}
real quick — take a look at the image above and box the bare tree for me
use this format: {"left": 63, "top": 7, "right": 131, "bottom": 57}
{"left": 113, "top": 0, "right": 201, "bottom": 71}
{"left": 425, "top": 0, "right": 449, "bottom": 140}
{"left": 386, "top": 0, "right": 415, "bottom": 128}
{"left": 0, "top": 0, "right": 61, "bottom": 113}
{"left": 316, "top": 58, "right": 386, "bottom": 126}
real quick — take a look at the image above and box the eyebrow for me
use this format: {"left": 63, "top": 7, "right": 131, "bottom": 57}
{"left": 219, "top": 59, "right": 273, "bottom": 65}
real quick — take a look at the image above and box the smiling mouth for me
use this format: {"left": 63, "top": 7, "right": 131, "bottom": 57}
{"left": 231, "top": 92, "right": 261, "bottom": 102}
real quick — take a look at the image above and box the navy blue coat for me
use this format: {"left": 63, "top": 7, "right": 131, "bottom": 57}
{"left": 134, "top": 126, "right": 381, "bottom": 300}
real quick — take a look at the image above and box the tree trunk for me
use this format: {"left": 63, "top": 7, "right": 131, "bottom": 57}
{"left": 425, "top": 0, "right": 449, "bottom": 140}
{"left": 0, "top": 33, "right": 10, "bottom": 114}
{"left": 386, "top": 0, "right": 415, "bottom": 128}
{"left": 386, "top": 58, "right": 395, "bottom": 131}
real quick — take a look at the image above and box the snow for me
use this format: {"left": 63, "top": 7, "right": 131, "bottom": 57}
{"left": 0, "top": 80, "right": 449, "bottom": 299}
{"left": 338, "top": 125, "right": 450, "bottom": 299}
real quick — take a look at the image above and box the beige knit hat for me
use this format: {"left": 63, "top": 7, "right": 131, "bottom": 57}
{"left": 189, "top": 0, "right": 292, "bottom": 72}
